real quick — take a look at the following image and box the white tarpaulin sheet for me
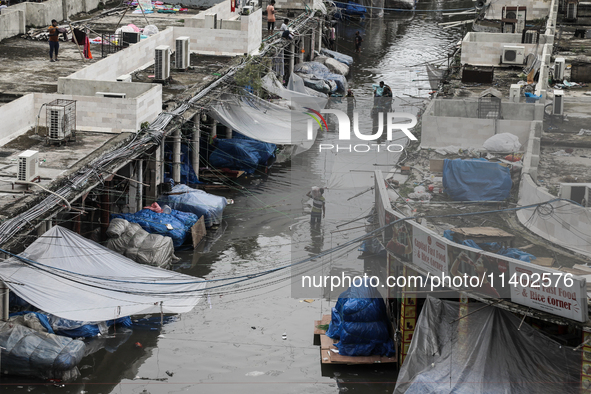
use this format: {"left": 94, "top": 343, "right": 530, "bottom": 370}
{"left": 0, "top": 226, "right": 206, "bottom": 322}
{"left": 209, "top": 92, "right": 317, "bottom": 151}
{"left": 261, "top": 73, "right": 328, "bottom": 108}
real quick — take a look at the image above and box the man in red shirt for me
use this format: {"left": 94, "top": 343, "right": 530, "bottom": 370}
{"left": 266, "top": 0, "right": 276, "bottom": 31}
{"left": 48, "top": 19, "right": 60, "bottom": 62}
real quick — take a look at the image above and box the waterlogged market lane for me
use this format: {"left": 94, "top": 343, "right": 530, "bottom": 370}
{"left": 0, "top": 2, "right": 472, "bottom": 393}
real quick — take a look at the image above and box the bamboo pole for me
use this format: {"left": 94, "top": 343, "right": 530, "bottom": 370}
{"left": 68, "top": 22, "right": 86, "bottom": 62}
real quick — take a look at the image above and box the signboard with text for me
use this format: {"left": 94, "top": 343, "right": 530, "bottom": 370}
{"left": 412, "top": 230, "right": 448, "bottom": 276}
{"left": 375, "top": 171, "right": 588, "bottom": 323}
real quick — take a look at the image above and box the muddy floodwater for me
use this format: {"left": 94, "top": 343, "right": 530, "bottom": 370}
{"left": 0, "top": 1, "right": 472, "bottom": 393}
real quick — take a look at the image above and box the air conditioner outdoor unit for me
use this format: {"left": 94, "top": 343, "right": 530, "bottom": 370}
{"left": 175, "top": 36, "right": 190, "bottom": 70}
{"left": 523, "top": 30, "right": 538, "bottom": 43}
{"left": 155, "top": 45, "right": 171, "bottom": 82}
{"left": 553, "top": 89, "right": 564, "bottom": 115}
{"left": 242, "top": 5, "right": 253, "bottom": 15}
{"left": 46, "top": 99, "right": 76, "bottom": 142}
{"left": 554, "top": 58, "right": 566, "bottom": 80}
{"left": 502, "top": 45, "right": 525, "bottom": 64}
{"left": 117, "top": 74, "right": 132, "bottom": 82}
{"left": 17, "top": 150, "right": 39, "bottom": 182}
{"left": 96, "top": 92, "right": 127, "bottom": 98}
{"left": 122, "top": 31, "right": 140, "bottom": 44}
{"left": 566, "top": 1, "right": 578, "bottom": 19}
{"left": 559, "top": 183, "right": 591, "bottom": 206}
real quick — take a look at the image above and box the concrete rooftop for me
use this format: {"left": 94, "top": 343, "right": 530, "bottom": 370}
{"left": 0, "top": 5, "right": 199, "bottom": 101}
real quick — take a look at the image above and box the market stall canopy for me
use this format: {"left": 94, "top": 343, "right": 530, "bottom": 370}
{"left": 0, "top": 226, "right": 206, "bottom": 322}
{"left": 394, "top": 297, "right": 582, "bottom": 394}
{"left": 209, "top": 92, "right": 318, "bottom": 153}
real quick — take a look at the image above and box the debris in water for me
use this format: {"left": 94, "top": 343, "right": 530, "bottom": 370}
{"left": 245, "top": 371, "right": 265, "bottom": 377}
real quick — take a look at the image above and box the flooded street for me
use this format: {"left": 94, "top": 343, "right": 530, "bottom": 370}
{"left": 0, "top": 2, "right": 472, "bottom": 393}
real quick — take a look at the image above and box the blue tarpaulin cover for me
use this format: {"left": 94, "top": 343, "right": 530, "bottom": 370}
{"left": 336, "top": 0, "right": 367, "bottom": 15}
{"left": 209, "top": 137, "right": 276, "bottom": 175}
{"left": 9, "top": 312, "right": 133, "bottom": 338}
{"left": 112, "top": 209, "right": 199, "bottom": 248}
{"left": 443, "top": 159, "right": 512, "bottom": 201}
{"left": 443, "top": 230, "right": 536, "bottom": 262}
{"left": 326, "top": 281, "right": 396, "bottom": 357}
{"left": 159, "top": 184, "right": 227, "bottom": 227}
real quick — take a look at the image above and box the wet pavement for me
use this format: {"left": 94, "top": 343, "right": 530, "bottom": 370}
{"left": 0, "top": 1, "right": 472, "bottom": 392}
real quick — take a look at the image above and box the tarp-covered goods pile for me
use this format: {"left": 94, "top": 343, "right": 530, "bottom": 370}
{"left": 326, "top": 282, "right": 396, "bottom": 357}
{"left": 159, "top": 184, "right": 227, "bottom": 227}
{"left": 208, "top": 136, "right": 276, "bottom": 175}
{"left": 106, "top": 218, "right": 178, "bottom": 267}
{"left": 443, "top": 158, "right": 512, "bottom": 201}
{"left": 112, "top": 208, "right": 199, "bottom": 248}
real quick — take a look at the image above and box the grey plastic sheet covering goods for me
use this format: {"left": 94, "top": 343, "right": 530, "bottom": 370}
{"left": 395, "top": 297, "right": 582, "bottom": 394}
{"left": 261, "top": 73, "right": 329, "bottom": 107}
{"left": 0, "top": 226, "right": 206, "bottom": 322}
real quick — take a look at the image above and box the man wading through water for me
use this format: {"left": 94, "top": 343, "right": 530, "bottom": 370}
{"left": 306, "top": 187, "right": 326, "bottom": 226}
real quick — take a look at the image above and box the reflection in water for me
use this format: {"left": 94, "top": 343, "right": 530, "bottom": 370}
{"left": 306, "top": 224, "right": 325, "bottom": 255}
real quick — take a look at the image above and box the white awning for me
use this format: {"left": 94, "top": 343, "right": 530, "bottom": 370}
{"left": 209, "top": 92, "right": 318, "bottom": 151}
{"left": 0, "top": 226, "right": 206, "bottom": 322}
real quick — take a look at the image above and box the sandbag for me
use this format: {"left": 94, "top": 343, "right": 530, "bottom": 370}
{"left": 106, "top": 218, "right": 177, "bottom": 267}
{"left": 483, "top": 133, "right": 522, "bottom": 153}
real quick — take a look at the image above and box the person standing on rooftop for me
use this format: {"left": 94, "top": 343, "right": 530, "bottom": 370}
{"left": 48, "top": 19, "right": 60, "bottom": 62}
{"left": 266, "top": 1, "right": 276, "bottom": 31}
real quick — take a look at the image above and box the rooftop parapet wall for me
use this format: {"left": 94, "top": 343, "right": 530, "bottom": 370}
{"left": 461, "top": 32, "right": 553, "bottom": 67}
{"left": 0, "top": 87, "right": 162, "bottom": 144}
{"left": 0, "top": 0, "right": 101, "bottom": 34}
{"left": 0, "top": 9, "right": 25, "bottom": 43}
{"left": 59, "top": 79, "right": 157, "bottom": 99}
{"left": 420, "top": 99, "right": 540, "bottom": 150}
{"left": 516, "top": 100, "right": 591, "bottom": 257}
{"left": 483, "top": 0, "right": 552, "bottom": 21}
{"left": 0, "top": 94, "right": 36, "bottom": 147}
